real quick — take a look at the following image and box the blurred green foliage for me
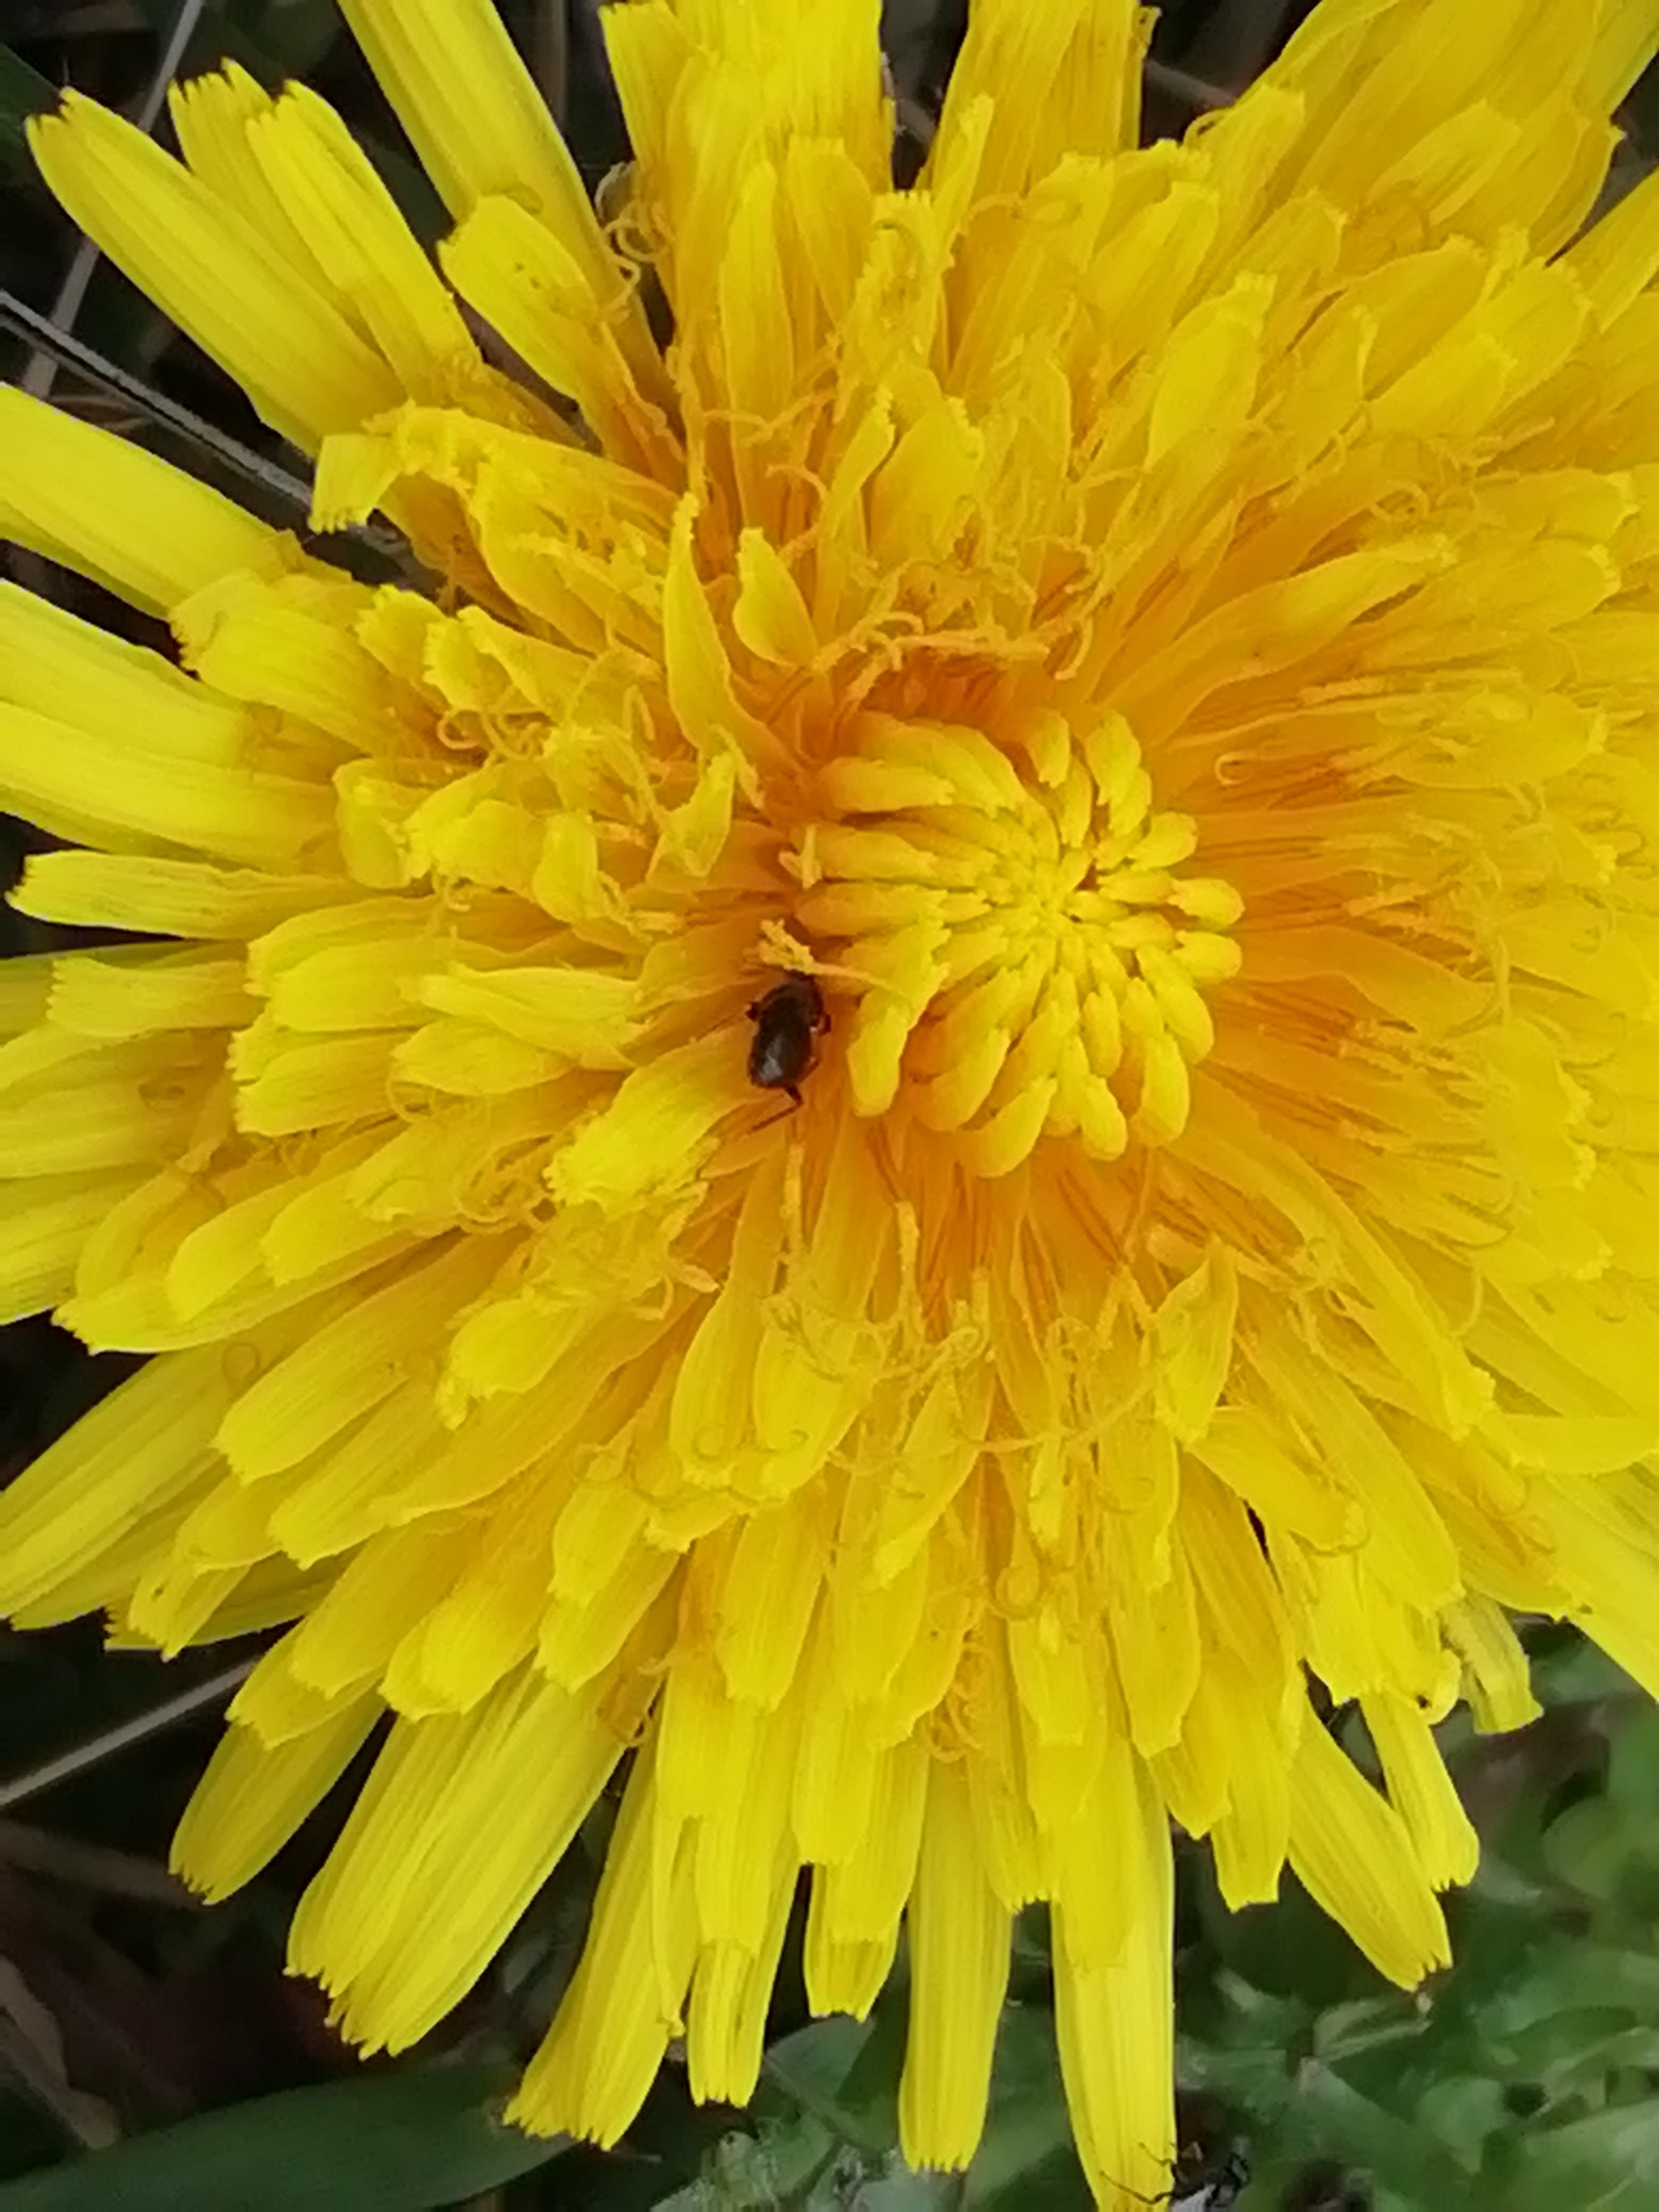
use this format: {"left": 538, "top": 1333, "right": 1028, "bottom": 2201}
{"left": 6, "top": 2, "right": 1659, "bottom": 2208}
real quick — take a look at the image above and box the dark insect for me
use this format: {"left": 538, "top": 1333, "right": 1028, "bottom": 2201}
{"left": 1124, "top": 2132, "right": 1256, "bottom": 2203}
{"left": 1166, "top": 2093, "right": 1249, "bottom": 2211}
{"left": 1171, "top": 2148, "right": 1249, "bottom": 2210}
{"left": 746, "top": 971, "right": 829, "bottom": 1106}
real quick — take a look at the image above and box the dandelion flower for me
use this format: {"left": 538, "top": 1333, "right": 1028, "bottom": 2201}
{"left": 6, "top": 0, "right": 1659, "bottom": 2198}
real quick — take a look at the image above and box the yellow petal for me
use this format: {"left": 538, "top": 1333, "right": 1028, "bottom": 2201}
{"left": 30, "top": 96, "right": 399, "bottom": 449}
{"left": 510, "top": 1735, "right": 699, "bottom": 2142}
{"left": 1051, "top": 1758, "right": 1175, "bottom": 2209}
{"left": 0, "top": 1349, "right": 234, "bottom": 1616}
{"left": 440, "top": 194, "right": 678, "bottom": 473}
{"left": 173, "top": 1697, "right": 380, "bottom": 1900}
{"left": 292, "top": 1664, "right": 642, "bottom": 2051}
{"left": 1287, "top": 1714, "right": 1451, "bottom": 1988}
{"left": 0, "top": 386, "right": 301, "bottom": 616}
{"left": 339, "top": 0, "right": 642, "bottom": 361}
{"left": 896, "top": 1759, "right": 1011, "bottom": 2171}
{"left": 1362, "top": 1689, "right": 1480, "bottom": 1890}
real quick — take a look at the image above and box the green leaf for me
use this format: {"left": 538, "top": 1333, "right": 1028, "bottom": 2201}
{"left": 1478, "top": 1944, "right": 1659, "bottom": 2041}
{"left": 962, "top": 2005, "right": 1082, "bottom": 2210}
{"left": 1411, "top": 2074, "right": 1511, "bottom": 2169}
{"left": 1483, "top": 2099, "right": 1659, "bottom": 2212}
{"left": 1313, "top": 1996, "right": 1432, "bottom": 2069}
{"left": 0, "top": 2063, "right": 568, "bottom": 2212}
{"left": 853, "top": 2164, "right": 962, "bottom": 2210}
{"left": 649, "top": 2122, "right": 841, "bottom": 2210}
{"left": 765, "top": 1998, "right": 907, "bottom": 2159}
{"left": 1527, "top": 1635, "right": 1635, "bottom": 1709}
{"left": 1270, "top": 2062, "right": 1473, "bottom": 2203}
{"left": 1605, "top": 1706, "right": 1659, "bottom": 1820}
{"left": 649, "top": 2123, "right": 962, "bottom": 2212}
{"left": 767, "top": 2019, "right": 882, "bottom": 2113}
{"left": 0, "top": 45, "right": 54, "bottom": 178}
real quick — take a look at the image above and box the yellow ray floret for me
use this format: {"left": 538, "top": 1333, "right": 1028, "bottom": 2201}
{"left": 0, "top": 386, "right": 310, "bottom": 616}
{"left": 339, "top": 0, "right": 642, "bottom": 327}
{"left": 30, "top": 95, "right": 401, "bottom": 451}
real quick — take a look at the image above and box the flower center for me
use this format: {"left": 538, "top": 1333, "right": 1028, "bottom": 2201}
{"left": 795, "top": 710, "right": 1242, "bottom": 1176}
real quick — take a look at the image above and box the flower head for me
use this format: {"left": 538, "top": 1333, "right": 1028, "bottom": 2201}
{"left": 5, "top": 0, "right": 1659, "bottom": 2200}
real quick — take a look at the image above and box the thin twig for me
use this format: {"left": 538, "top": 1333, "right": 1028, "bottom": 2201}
{"left": 1145, "top": 57, "right": 1237, "bottom": 113}
{"left": 4, "top": 287, "right": 318, "bottom": 515}
{"left": 894, "top": 96, "right": 937, "bottom": 158}
{"left": 0, "top": 1964, "right": 121, "bottom": 2150}
{"left": 0, "top": 1659, "right": 254, "bottom": 1817}
{"left": 23, "top": 0, "right": 210, "bottom": 402}
{"left": 0, "top": 1818, "right": 199, "bottom": 1907}
{"left": 0, "top": 288, "right": 411, "bottom": 571}
{"left": 531, "top": 0, "right": 569, "bottom": 128}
